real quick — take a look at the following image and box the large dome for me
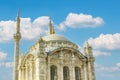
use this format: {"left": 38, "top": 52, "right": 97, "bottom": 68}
{"left": 43, "top": 34, "right": 69, "bottom": 41}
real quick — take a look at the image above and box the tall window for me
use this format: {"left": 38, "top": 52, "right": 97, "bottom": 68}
{"left": 75, "top": 67, "right": 81, "bottom": 80}
{"left": 50, "top": 65, "right": 57, "bottom": 80}
{"left": 63, "top": 66, "right": 70, "bottom": 80}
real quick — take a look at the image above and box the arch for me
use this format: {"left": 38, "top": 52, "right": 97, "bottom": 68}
{"left": 75, "top": 67, "right": 81, "bottom": 80}
{"left": 48, "top": 47, "right": 86, "bottom": 61}
{"left": 50, "top": 65, "right": 57, "bottom": 80}
{"left": 63, "top": 66, "right": 70, "bottom": 80}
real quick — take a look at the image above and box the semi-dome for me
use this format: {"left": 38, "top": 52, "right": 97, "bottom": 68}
{"left": 43, "top": 34, "right": 69, "bottom": 41}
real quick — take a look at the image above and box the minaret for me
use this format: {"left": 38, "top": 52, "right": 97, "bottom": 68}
{"left": 48, "top": 18, "right": 55, "bottom": 35}
{"left": 13, "top": 11, "right": 21, "bottom": 80}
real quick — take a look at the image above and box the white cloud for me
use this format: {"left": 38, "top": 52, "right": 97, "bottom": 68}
{"left": 20, "top": 16, "right": 49, "bottom": 40}
{"left": 0, "top": 20, "right": 15, "bottom": 42}
{"left": 116, "top": 63, "right": 120, "bottom": 67}
{"left": 0, "top": 16, "right": 49, "bottom": 42}
{"left": 77, "top": 44, "right": 111, "bottom": 57}
{"left": 0, "top": 62, "right": 13, "bottom": 68}
{"left": 95, "top": 63, "right": 120, "bottom": 73}
{"left": 0, "top": 13, "right": 104, "bottom": 42}
{"left": 93, "top": 50, "right": 111, "bottom": 57}
{"left": 5, "top": 62, "right": 13, "bottom": 68}
{"left": 0, "top": 51, "right": 7, "bottom": 60}
{"left": 58, "top": 13, "right": 104, "bottom": 30}
{"left": 88, "top": 33, "right": 120, "bottom": 50}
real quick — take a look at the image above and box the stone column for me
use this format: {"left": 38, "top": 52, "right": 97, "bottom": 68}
{"left": 58, "top": 50, "right": 63, "bottom": 80}
{"left": 22, "top": 67, "right": 25, "bottom": 80}
{"left": 58, "top": 64, "right": 63, "bottom": 80}
{"left": 35, "top": 58, "right": 40, "bottom": 80}
{"left": 71, "top": 52, "right": 75, "bottom": 80}
{"left": 28, "top": 66, "right": 30, "bottom": 80}
{"left": 30, "top": 62, "right": 33, "bottom": 80}
{"left": 47, "top": 57, "right": 50, "bottom": 80}
{"left": 60, "top": 65, "right": 63, "bottom": 80}
{"left": 25, "top": 64, "right": 28, "bottom": 80}
{"left": 70, "top": 66, "right": 75, "bottom": 80}
{"left": 44, "top": 61, "right": 47, "bottom": 80}
{"left": 88, "top": 58, "right": 95, "bottom": 80}
{"left": 90, "top": 62, "right": 95, "bottom": 80}
{"left": 18, "top": 68, "right": 21, "bottom": 80}
{"left": 88, "top": 62, "right": 92, "bottom": 80}
{"left": 83, "top": 63, "right": 88, "bottom": 80}
{"left": 81, "top": 65, "right": 84, "bottom": 80}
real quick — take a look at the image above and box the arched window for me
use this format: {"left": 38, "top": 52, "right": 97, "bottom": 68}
{"left": 50, "top": 65, "right": 57, "bottom": 80}
{"left": 63, "top": 66, "right": 70, "bottom": 80}
{"left": 75, "top": 67, "right": 81, "bottom": 80}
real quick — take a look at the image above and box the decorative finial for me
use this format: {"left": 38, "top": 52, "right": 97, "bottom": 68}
{"left": 51, "top": 25, "right": 55, "bottom": 34}
{"left": 16, "top": 9, "right": 21, "bottom": 33}
{"left": 48, "top": 17, "right": 55, "bottom": 34}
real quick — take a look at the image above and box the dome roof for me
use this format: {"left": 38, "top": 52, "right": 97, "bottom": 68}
{"left": 43, "top": 34, "right": 69, "bottom": 41}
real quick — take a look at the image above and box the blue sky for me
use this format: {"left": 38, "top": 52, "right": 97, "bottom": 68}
{"left": 0, "top": 0, "right": 120, "bottom": 80}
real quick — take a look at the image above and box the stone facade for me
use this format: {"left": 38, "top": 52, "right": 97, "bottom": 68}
{"left": 13, "top": 13, "right": 96, "bottom": 80}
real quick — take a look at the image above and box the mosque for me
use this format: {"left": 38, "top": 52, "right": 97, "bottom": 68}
{"left": 13, "top": 12, "right": 96, "bottom": 80}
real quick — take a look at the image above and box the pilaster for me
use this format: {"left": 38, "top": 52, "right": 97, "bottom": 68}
{"left": 18, "top": 68, "right": 21, "bottom": 80}
{"left": 83, "top": 62, "right": 88, "bottom": 80}
{"left": 25, "top": 64, "right": 28, "bottom": 80}
{"left": 70, "top": 66, "right": 75, "bottom": 80}
{"left": 47, "top": 57, "right": 50, "bottom": 80}
{"left": 58, "top": 64, "right": 63, "bottom": 80}
{"left": 22, "top": 67, "right": 25, "bottom": 80}
{"left": 35, "top": 58, "right": 40, "bottom": 80}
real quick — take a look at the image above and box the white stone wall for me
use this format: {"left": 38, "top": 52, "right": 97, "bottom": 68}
{"left": 19, "top": 48, "right": 95, "bottom": 80}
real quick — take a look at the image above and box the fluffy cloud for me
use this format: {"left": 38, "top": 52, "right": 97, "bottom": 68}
{"left": 88, "top": 33, "right": 120, "bottom": 50}
{"left": 0, "top": 16, "right": 49, "bottom": 42}
{"left": 0, "top": 51, "right": 7, "bottom": 60}
{"left": 0, "top": 20, "right": 15, "bottom": 42}
{"left": 93, "top": 50, "right": 111, "bottom": 57}
{"left": 59, "top": 13, "right": 104, "bottom": 30}
{"left": 20, "top": 16, "right": 49, "bottom": 40}
{"left": 95, "top": 63, "right": 120, "bottom": 73}
{"left": 0, "top": 13, "right": 104, "bottom": 42}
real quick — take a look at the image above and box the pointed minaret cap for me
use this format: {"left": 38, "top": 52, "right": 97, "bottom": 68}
{"left": 48, "top": 17, "right": 55, "bottom": 34}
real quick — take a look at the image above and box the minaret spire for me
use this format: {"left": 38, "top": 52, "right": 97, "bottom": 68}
{"left": 48, "top": 17, "right": 55, "bottom": 35}
{"left": 13, "top": 10, "right": 21, "bottom": 80}
{"left": 16, "top": 10, "right": 20, "bottom": 33}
